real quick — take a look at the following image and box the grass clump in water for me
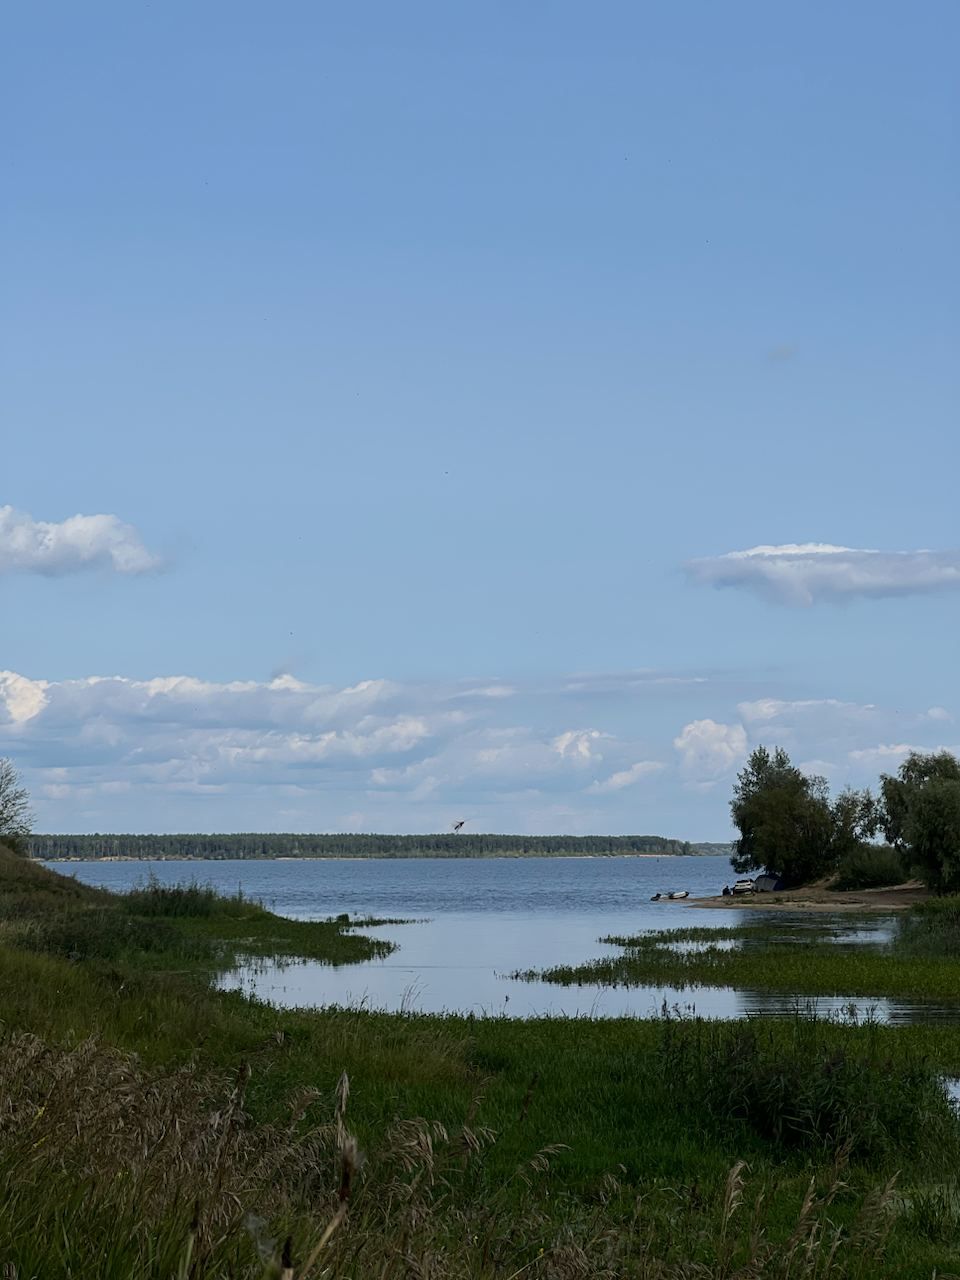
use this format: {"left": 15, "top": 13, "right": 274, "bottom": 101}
{"left": 517, "top": 912, "right": 960, "bottom": 1002}
{"left": 897, "top": 895, "right": 960, "bottom": 957}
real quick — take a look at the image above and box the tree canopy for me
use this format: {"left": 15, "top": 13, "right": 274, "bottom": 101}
{"left": 730, "top": 746, "right": 877, "bottom": 886}
{"left": 880, "top": 751, "right": 960, "bottom": 893}
{"left": 0, "top": 758, "right": 33, "bottom": 855}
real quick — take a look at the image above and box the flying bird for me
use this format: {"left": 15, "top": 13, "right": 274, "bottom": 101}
{"left": 452, "top": 820, "right": 466, "bottom": 834}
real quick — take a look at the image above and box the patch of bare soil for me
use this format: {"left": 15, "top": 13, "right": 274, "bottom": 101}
{"left": 687, "top": 880, "right": 929, "bottom": 913}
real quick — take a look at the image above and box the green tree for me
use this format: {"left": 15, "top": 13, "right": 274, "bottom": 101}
{"left": 881, "top": 751, "right": 960, "bottom": 851}
{"left": 0, "top": 757, "right": 33, "bottom": 855}
{"left": 730, "top": 746, "right": 876, "bottom": 886}
{"left": 880, "top": 751, "right": 960, "bottom": 893}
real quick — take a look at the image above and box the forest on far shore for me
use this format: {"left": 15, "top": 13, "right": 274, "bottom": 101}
{"left": 29, "top": 832, "right": 697, "bottom": 860}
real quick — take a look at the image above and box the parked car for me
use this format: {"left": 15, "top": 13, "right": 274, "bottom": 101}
{"left": 731, "top": 878, "right": 756, "bottom": 895}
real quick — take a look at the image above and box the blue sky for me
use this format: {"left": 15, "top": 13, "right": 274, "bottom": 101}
{"left": 2, "top": 1, "right": 957, "bottom": 837}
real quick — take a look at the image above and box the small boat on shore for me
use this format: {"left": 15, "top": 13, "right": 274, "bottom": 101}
{"left": 668, "top": 890, "right": 690, "bottom": 900}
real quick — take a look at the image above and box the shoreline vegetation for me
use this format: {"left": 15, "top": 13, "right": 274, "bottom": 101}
{"left": 5, "top": 849, "right": 960, "bottom": 1275}
{"left": 28, "top": 831, "right": 718, "bottom": 860}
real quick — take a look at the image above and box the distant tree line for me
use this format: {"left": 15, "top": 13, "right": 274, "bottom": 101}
{"left": 30, "top": 832, "right": 696, "bottom": 860}
{"left": 731, "top": 745, "right": 960, "bottom": 891}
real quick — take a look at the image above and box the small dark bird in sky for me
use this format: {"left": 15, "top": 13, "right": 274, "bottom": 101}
{"left": 452, "top": 820, "right": 466, "bottom": 834}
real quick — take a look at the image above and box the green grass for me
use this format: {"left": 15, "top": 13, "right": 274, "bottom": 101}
{"left": 517, "top": 915, "right": 960, "bottom": 1003}
{"left": 4, "top": 848, "right": 960, "bottom": 1275}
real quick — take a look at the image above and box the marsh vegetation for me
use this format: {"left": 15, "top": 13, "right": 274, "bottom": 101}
{"left": 4, "top": 848, "right": 960, "bottom": 1276}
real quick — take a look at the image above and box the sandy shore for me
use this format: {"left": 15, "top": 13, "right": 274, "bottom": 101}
{"left": 686, "top": 881, "right": 929, "bottom": 914}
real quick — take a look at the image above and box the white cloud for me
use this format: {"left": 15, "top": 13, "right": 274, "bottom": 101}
{"left": 0, "top": 506, "right": 161, "bottom": 576}
{"left": 0, "top": 671, "right": 49, "bottom": 724}
{"left": 452, "top": 683, "right": 516, "bottom": 700}
{"left": 846, "top": 742, "right": 960, "bottom": 770}
{"left": 552, "top": 729, "right": 604, "bottom": 761}
{"left": 738, "top": 697, "right": 872, "bottom": 724}
{"left": 927, "top": 706, "right": 953, "bottom": 722}
{"left": 674, "top": 719, "right": 747, "bottom": 780}
{"left": 686, "top": 543, "right": 960, "bottom": 606}
{"left": 586, "top": 761, "right": 664, "bottom": 793}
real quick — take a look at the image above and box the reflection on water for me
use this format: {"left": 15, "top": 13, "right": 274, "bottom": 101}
{"left": 217, "top": 912, "right": 960, "bottom": 1025}
{"left": 221, "top": 944, "right": 960, "bottom": 1025}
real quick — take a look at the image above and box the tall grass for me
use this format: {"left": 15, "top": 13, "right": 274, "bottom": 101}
{"left": 123, "top": 875, "right": 259, "bottom": 918}
{"left": 897, "top": 895, "right": 960, "bottom": 957}
{"left": 0, "top": 1028, "right": 939, "bottom": 1278}
{"left": 658, "top": 1013, "right": 956, "bottom": 1162}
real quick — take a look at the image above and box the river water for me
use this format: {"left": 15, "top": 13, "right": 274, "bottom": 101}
{"left": 48, "top": 855, "right": 946, "bottom": 1023}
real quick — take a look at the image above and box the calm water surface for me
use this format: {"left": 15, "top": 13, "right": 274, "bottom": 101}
{"left": 49, "top": 855, "right": 948, "bottom": 1023}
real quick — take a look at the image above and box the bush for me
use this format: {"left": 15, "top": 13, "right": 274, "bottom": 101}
{"left": 833, "top": 844, "right": 906, "bottom": 891}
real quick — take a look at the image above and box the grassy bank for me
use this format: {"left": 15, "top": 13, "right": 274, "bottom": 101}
{"left": 515, "top": 907, "right": 960, "bottom": 1003}
{"left": 4, "top": 850, "right": 960, "bottom": 1276}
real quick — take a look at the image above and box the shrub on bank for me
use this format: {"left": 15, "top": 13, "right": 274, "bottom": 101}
{"left": 833, "top": 844, "right": 906, "bottom": 891}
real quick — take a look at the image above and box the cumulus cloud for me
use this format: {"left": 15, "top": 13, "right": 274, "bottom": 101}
{"left": 674, "top": 719, "right": 747, "bottom": 781}
{"left": 686, "top": 543, "right": 960, "bottom": 606}
{"left": 586, "top": 761, "right": 664, "bottom": 794}
{"left": 0, "top": 671, "right": 49, "bottom": 724}
{"left": 0, "top": 505, "right": 160, "bottom": 576}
